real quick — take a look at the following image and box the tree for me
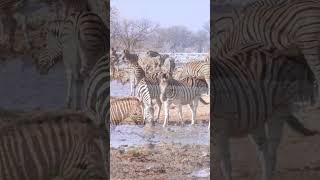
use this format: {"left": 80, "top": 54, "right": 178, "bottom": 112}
{"left": 116, "top": 19, "right": 158, "bottom": 51}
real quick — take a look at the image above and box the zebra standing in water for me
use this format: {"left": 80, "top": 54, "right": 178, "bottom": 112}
{"left": 216, "top": 0, "right": 320, "bottom": 105}
{"left": 160, "top": 73, "right": 209, "bottom": 127}
{"left": 0, "top": 109, "right": 107, "bottom": 179}
{"left": 110, "top": 97, "right": 145, "bottom": 126}
{"left": 211, "top": 43, "right": 318, "bottom": 180}
{"left": 36, "top": 11, "right": 108, "bottom": 110}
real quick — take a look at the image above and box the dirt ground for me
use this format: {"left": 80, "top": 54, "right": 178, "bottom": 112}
{"left": 111, "top": 143, "right": 210, "bottom": 180}
{"left": 110, "top": 95, "right": 210, "bottom": 179}
{"left": 111, "top": 97, "right": 320, "bottom": 180}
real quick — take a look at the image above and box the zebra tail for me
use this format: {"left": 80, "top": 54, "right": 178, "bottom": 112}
{"left": 286, "top": 115, "right": 319, "bottom": 136}
{"left": 199, "top": 97, "right": 210, "bottom": 105}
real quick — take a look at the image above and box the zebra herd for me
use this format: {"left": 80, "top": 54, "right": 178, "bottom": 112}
{"left": 111, "top": 49, "right": 210, "bottom": 127}
{"left": 0, "top": 1, "right": 109, "bottom": 179}
{"left": 212, "top": 0, "right": 320, "bottom": 180}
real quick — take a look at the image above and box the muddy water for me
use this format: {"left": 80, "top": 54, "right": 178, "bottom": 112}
{"left": 110, "top": 123, "right": 209, "bottom": 148}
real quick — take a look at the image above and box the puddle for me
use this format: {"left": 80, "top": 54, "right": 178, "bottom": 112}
{"left": 110, "top": 123, "right": 209, "bottom": 148}
{"left": 189, "top": 168, "right": 210, "bottom": 178}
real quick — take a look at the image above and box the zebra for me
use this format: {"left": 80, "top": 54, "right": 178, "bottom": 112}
{"left": 110, "top": 96, "right": 144, "bottom": 126}
{"left": 135, "top": 77, "right": 163, "bottom": 125}
{"left": 0, "top": 109, "right": 108, "bottom": 179}
{"left": 119, "top": 49, "right": 146, "bottom": 96}
{"left": 216, "top": 0, "right": 320, "bottom": 105}
{"left": 82, "top": 54, "right": 109, "bottom": 179}
{"left": 160, "top": 73, "right": 209, "bottom": 127}
{"left": 36, "top": 11, "right": 108, "bottom": 110}
{"left": 178, "top": 61, "right": 210, "bottom": 95}
{"left": 35, "top": 20, "right": 64, "bottom": 74}
{"left": 83, "top": 55, "right": 108, "bottom": 130}
{"left": 211, "top": 43, "right": 318, "bottom": 180}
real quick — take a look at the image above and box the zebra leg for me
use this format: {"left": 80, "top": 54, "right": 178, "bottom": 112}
{"left": 130, "top": 76, "right": 135, "bottom": 96}
{"left": 265, "top": 116, "right": 285, "bottom": 179}
{"left": 249, "top": 125, "right": 272, "bottom": 180}
{"left": 163, "top": 101, "right": 170, "bottom": 127}
{"left": 7, "top": 14, "right": 17, "bottom": 52}
{"left": 189, "top": 99, "right": 199, "bottom": 125}
{"left": 178, "top": 104, "right": 183, "bottom": 124}
{"left": 65, "top": 70, "right": 73, "bottom": 108}
{"left": 212, "top": 128, "right": 232, "bottom": 180}
{"left": 156, "top": 98, "right": 162, "bottom": 122}
{"left": 74, "top": 79, "right": 84, "bottom": 110}
{"left": 17, "top": 13, "right": 31, "bottom": 49}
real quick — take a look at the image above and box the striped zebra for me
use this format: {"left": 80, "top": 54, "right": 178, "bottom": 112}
{"left": 82, "top": 54, "right": 109, "bottom": 179}
{"left": 0, "top": 109, "right": 107, "bottom": 179}
{"left": 119, "top": 49, "right": 146, "bottom": 96}
{"left": 36, "top": 11, "right": 108, "bottom": 110}
{"left": 110, "top": 96, "right": 144, "bottom": 126}
{"left": 160, "top": 74, "right": 209, "bottom": 127}
{"left": 135, "top": 77, "right": 163, "bottom": 125}
{"left": 179, "top": 61, "right": 210, "bottom": 95}
{"left": 216, "top": 0, "right": 320, "bottom": 105}
{"left": 211, "top": 43, "right": 318, "bottom": 180}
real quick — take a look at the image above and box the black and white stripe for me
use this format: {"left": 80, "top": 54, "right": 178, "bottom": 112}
{"left": 216, "top": 0, "right": 320, "bottom": 102}
{"left": 110, "top": 96, "right": 144, "bottom": 126}
{"left": 160, "top": 74, "right": 209, "bottom": 127}
{"left": 212, "top": 43, "right": 317, "bottom": 180}
{"left": 36, "top": 11, "right": 108, "bottom": 110}
{"left": 179, "top": 61, "right": 210, "bottom": 95}
{"left": 0, "top": 109, "right": 107, "bottom": 180}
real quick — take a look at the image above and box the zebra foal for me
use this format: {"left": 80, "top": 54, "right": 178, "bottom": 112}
{"left": 211, "top": 43, "right": 318, "bottom": 180}
{"left": 160, "top": 74, "right": 209, "bottom": 127}
{"left": 0, "top": 109, "right": 107, "bottom": 180}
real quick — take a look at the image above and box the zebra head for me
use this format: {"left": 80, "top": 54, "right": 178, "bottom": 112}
{"left": 36, "top": 50, "right": 59, "bottom": 75}
{"left": 120, "top": 49, "right": 139, "bottom": 64}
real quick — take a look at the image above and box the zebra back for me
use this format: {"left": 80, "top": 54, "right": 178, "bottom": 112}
{"left": 180, "top": 61, "right": 210, "bottom": 80}
{"left": 159, "top": 73, "right": 202, "bottom": 103}
{"left": 180, "top": 76, "right": 209, "bottom": 96}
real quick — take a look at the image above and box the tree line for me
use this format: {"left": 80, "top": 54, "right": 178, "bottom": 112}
{"left": 111, "top": 6, "right": 209, "bottom": 53}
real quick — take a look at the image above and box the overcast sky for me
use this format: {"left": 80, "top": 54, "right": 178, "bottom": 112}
{"left": 111, "top": 0, "right": 210, "bottom": 32}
